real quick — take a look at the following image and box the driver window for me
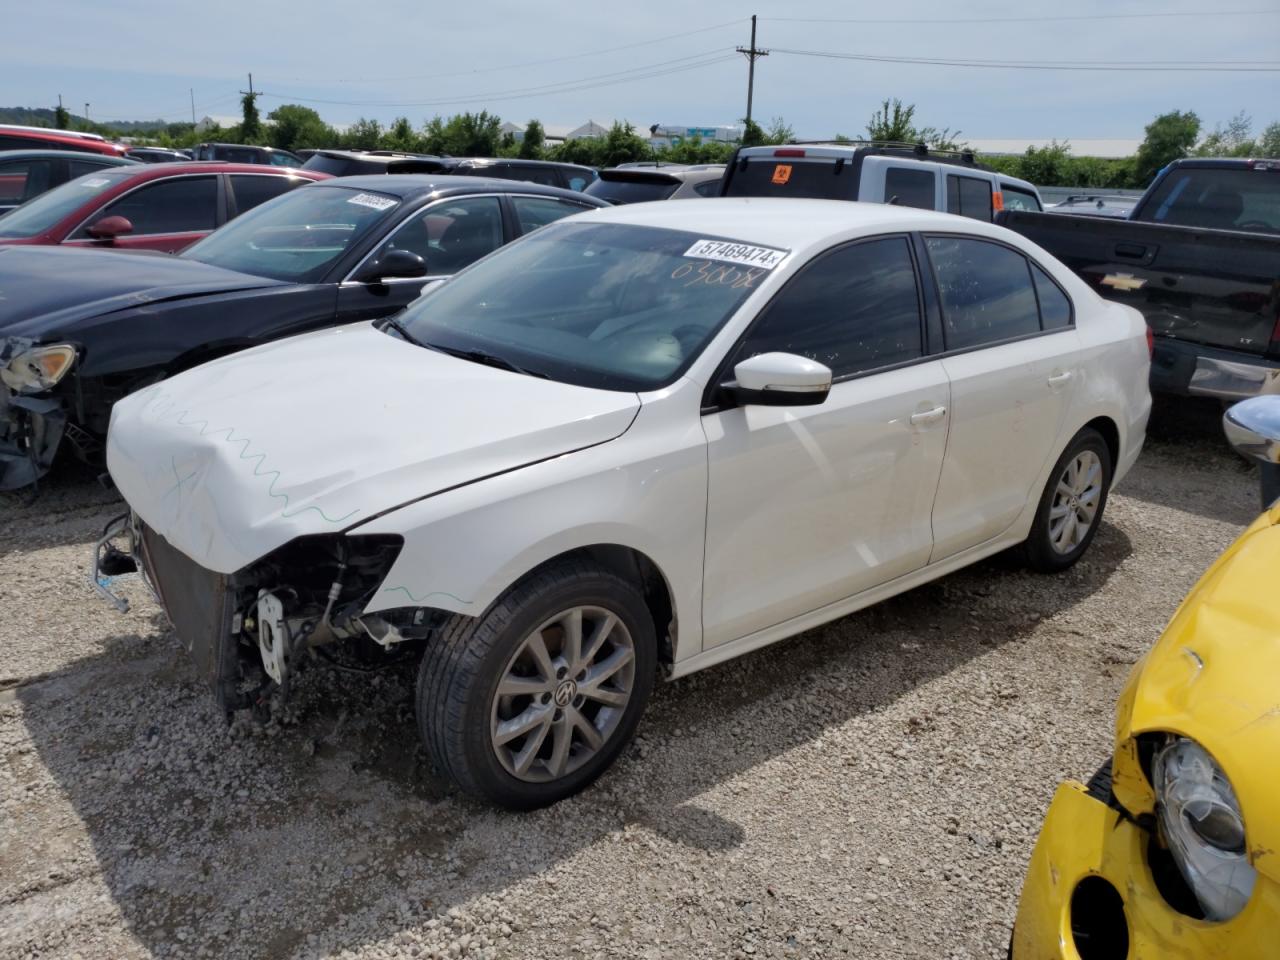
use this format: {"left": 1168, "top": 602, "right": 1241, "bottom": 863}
{"left": 729, "top": 236, "right": 923, "bottom": 379}
{"left": 370, "top": 196, "right": 503, "bottom": 276}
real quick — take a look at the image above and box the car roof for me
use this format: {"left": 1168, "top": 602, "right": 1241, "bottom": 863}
{"left": 1165, "top": 157, "right": 1279, "bottom": 170}
{"left": 598, "top": 166, "right": 724, "bottom": 184}
{"left": 77, "top": 161, "right": 328, "bottom": 183}
{"left": 0, "top": 149, "right": 138, "bottom": 165}
{"left": 311, "top": 150, "right": 443, "bottom": 163}
{"left": 567, "top": 197, "right": 1018, "bottom": 252}
{"left": 312, "top": 174, "right": 606, "bottom": 202}
{"left": 450, "top": 157, "right": 596, "bottom": 173}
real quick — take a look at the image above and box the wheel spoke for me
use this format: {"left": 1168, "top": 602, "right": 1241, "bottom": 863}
{"left": 1049, "top": 501, "right": 1072, "bottom": 520}
{"left": 524, "top": 632, "right": 555, "bottom": 683}
{"left": 585, "top": 646, "right": 633, "bottom": 687}
{"left": 561, "top": 607, "right": 584, "bottom": 670}
{"left": 1075, "top": 459, "right": 1100, "bottom": 495}
{"left": 1056, "top": 480, "right": 1074, "bottom": 499}
{"left": 569, "top": 708, "right": 604, "bottom": 750}
{"left": 580, "top": 684, "right": 628, "bottom": 707}
{"left": 495, "top": 704, "right": 550, "bottom": 746}
{"left": 497, "top": 674, "right": 550, "bottom": 698}
{"left": 546, "top": 717, "right": 572, "bottom": 777}
{"left": 511, "top": 714, "right": 553, "bottom": 775}
{"left": 580, "top": 612, "right": 617, "bottom": 668}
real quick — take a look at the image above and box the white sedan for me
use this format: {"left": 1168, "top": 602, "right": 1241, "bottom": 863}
{"left": 101, "top": 198, "right": 1152, "bottom": 808}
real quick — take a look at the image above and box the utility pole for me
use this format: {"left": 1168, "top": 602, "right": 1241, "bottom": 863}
{"left": 736, "top": 15, "right": 769, "bottom": 128}
{"left": 84, "top": 102, "right": 90, "bottom": 124}
{"left": 190, "top": 88, "right": 196, "bottom": 125}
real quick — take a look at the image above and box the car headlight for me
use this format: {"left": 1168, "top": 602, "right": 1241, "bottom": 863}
{"left": 1153, "top": 737, "right": 1256, "bottom": 921}
{"left": 0, "top": 343, "right": 77, "bottom": 394}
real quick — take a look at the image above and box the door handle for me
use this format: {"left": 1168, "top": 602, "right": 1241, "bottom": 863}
{"left": 1047, "top": 371, "right": 1073, "bottom": 387}
{"left": 909, "top": 405, "right": 947, "bottom": 426}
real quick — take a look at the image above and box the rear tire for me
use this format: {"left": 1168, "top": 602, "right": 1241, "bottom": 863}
{"left": 1020, "top": 428, "right": 1112, "bottom": 573}
{"left": 416, "top": 560, "right": 656, "bottom": 809}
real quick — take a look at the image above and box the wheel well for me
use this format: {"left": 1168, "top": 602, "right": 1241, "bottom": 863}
{"left": 515, "top": 545, "right": 677, "bottom": 666}
{"left": 165, "top": 341, "right": 255, "bottom": 377}
{"left": 1083, "top": 416, "right": 1120, "bottom": 470}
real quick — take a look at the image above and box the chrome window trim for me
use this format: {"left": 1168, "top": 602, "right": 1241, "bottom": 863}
{"left": 342, "top": 192, "right": 507, "bottom": 283}
{"left": 67, "top": 171, "right": 220, "bottom": 239}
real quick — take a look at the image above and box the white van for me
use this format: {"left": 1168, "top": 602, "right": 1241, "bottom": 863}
{"left": 720, "top": 142, "right": 1043, "bottom": 220}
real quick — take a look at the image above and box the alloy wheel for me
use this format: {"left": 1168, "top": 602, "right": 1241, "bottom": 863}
{"left": 490, "top": 605, "right": 636, "bottom": 783}
{"left": 1048, "top": 450, "right": 1103, "bottom": 554}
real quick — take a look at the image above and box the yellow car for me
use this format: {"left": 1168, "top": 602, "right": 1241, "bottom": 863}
{"left": 1012, "top": 394, "right": 1280, "bottom": 959}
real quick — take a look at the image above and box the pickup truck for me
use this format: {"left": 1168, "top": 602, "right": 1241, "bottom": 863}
{"left": 999, "top": 158, "right": 1280, "bottom": 399}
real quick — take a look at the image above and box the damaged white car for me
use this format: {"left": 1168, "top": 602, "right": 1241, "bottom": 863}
{"left": 98, "top": 199, "right": 1151, "bottom": 808}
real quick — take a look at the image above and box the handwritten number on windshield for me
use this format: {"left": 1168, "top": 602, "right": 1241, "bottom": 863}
{"left": 670, "top": 260, "right": 764, "bottom": 290}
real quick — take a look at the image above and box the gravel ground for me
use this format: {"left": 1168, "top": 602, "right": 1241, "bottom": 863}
{"left": 0, "top": 397, "right": 1263, "bottom": 960}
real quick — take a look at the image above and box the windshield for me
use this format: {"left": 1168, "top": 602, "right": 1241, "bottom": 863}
{"left": 182, "top": 184, "right": 400, "bottom": 282}
{"left": 394, "top": 221, "right": 786, "bottom": 391}
{"left": 585, "top": 176, "right": 680, "bottom": 205}
{"left": 0, "top": 169, "right": 128, "bottom": 237}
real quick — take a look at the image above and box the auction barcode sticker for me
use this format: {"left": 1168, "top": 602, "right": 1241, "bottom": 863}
{"left": 347, "top": 192, "right": 397, "bottom": 211}
{"left": 683, "top": 239, "right": 788, "bottom": 270}
{"left": 81, "top": 177, "right": 110, "bottom": 188}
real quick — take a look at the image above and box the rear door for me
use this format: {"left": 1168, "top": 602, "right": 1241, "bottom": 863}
{"left": 860, "top": 156, "right": 940, "bottom": 210}
{"left": 227, "top": 173, "right": 312, "bottom": 218}
{"left": 945, "top": 175, "right": 995, "bottom": 221}
{"left": 507, "top": 194, "right": 597, "bottom": 235}
{"left": 67, "top": 174, "right": 222, "bottom": 252}
{"left": 923, "top": 234, "right": 1080, "bottom": 561}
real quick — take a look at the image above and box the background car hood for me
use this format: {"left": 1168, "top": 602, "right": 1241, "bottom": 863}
{"left": 107, "top": 322, "right": 640, "bottom": 574}
{"left": 1112, "top": 506, "right": 1280, "bottom": 884}
{"left": 0, "top": 246, "right": 281, "bottom": 333}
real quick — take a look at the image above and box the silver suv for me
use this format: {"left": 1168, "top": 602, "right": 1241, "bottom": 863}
{"left": 720, "top": 142, "right": 1042, "bottom": 220}
{"left": 585, "top": 165, "right": 726, "bottom": 205}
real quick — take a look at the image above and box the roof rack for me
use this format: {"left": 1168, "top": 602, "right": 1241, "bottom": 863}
{"left": 756, "top": 139, "right": 984, "bottom": 169}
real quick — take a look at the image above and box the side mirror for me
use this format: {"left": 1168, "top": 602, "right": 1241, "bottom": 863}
{"left": 1224, "top": 395, "right": 1280, "bottom": 507}
{"left": 357, "top": 248, "right": 427, "bottom": 283}
{"left": 728, "top": 352, "right": 832, "bottom": 407}
{"left": 86, "top": 215, "right": 133, "bottom": 240}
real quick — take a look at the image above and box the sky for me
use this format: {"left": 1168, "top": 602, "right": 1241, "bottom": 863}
{"left": 4, "top": 1, "right": 1279, "bottom": 141}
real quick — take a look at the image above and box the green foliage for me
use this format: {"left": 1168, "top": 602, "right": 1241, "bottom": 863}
{"left": 418, "top": 111, "right": 503, "bottom": 157}
{"left": 661, "top": 137, "right": 736, "bottom": 165}
{"left": 1260, "top": 122, "right": 1280, "bottom": 159}
{"left": 240, "top": 91, "right": 262, "bottom": 142}
{"left": 548, "top": 122, "right": 652, "bottom": 167}
{"left": 340, "top": 117, "right": 384, "bottom": 150}
{"left": 1196, "top": 111, "right": 1257, "bottom": 158}
{"left": 519, "top": 120, "right": 545, "bottom": 159}
{"left": 740, "top": 118, "right": 766, "bottom": 147}
{"left": 867, "top": 99, "right": 917, "bottom": 142}
{"left": 266, "top": 104, "right": 335, "bottom": 152}
{"left": 763, "top": 116, "right": 795, "bottom": 145}
{"left": 1134, "top": 110, "right": 1200, "bottom": 188}
{"left": 384, "top": 116, "right": 422, "bottom": 152}
{"left": 54, "top": 104, "right": 70, "bottom": 128}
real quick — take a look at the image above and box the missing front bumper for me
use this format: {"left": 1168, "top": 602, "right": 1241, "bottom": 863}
{"left": 0, "top": 392, "right": 66, "bottom": 491}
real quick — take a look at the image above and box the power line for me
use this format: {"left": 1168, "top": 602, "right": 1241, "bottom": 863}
{"left": 279, "top": 17, "right": 748, "bottom": 85}
{"left": 259, "top": 50, "right": 740, "bottom": 109}
{"left": 771, "top": 47, "right": 1280, "bottom": 72}
{"left": 763, "top": 9, "right": 1280, "bottom": 25}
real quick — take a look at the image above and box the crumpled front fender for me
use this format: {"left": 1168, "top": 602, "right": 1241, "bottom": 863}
{"left": 0, "top": 390, "right": 65, "bottom": 490}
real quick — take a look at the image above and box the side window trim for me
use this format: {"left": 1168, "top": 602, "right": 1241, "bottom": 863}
{"left": 67, "top": 174, "right": 220, "bottom": 239}
{"left": 701, "top": 232, "right": 929, "bottom": 411}
{"left": 1027, "top": 260, "right": 1076, "bottom": 330}
{"left": 342, "top": 193, "right": 506, "bottom": 282}
{"left": 509, "top": 193, "right": 595, "bottom": 235}
{"left": 921, "top": 231, "right": 1076, "bottom": 357}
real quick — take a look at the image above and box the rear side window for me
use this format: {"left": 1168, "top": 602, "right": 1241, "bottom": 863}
{"left": 723, "top": 157, "right": 858, "bottom": 201}
{"left": 1143, "top": 167, "right": 1280, "bottom": 234}
{"left": 67, "top": 158, "right": 113, "bottom": 178}
{"left": 1032, "top": 264, "right": 1072, "bottom": 329}
{"left": 1002, "top": 185, "right": 1041, "bottom": 212}
{"left": 584, "top": 177, "right": 679, "bottom": 205}
{"left": 729, "top": 236, "right": 922, "bottom": 378}
{"left": 511, "top": 195, "right": 592, "bottom": 233}
{"left": 692, "top": 179, "right": 721, "bottom": 198}
{"left": 88, "top": 176, "right": 218, "bottom": 236}
{"left": 0, "top": 158, "right": 53, "bottom": 205}
{"left": 946, "top": 175, "right": 994, "bottom": 221}
{"left": 229, "top": 174, "right": 305, "bottom": 215}
{"left": 926, "top": 236, "right": 1040, "bottom": 349}
{"left": 884, "top": 167, "right": 936, "bottom": 210}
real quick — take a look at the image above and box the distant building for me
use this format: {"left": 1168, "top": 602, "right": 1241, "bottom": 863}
{"left": 647, "top": 124, "right": 745, "bottom": 149}
{"left": 968, "top": 138, "right": 1142, "bottom": 159}
{"left": 500, "top": 120, "right": 618, "bottom": 146}
{"left": 195, "top": 114, "right": 241, "bottom": 133}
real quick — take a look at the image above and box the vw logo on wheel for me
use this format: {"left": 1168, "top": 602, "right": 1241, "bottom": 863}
{"left": 554, "top": 679, "right": 578, "bottom": 707}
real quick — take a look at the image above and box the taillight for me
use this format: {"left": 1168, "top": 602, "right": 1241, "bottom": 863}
{"left": 1146, "top": 326, "right": 1155, "bottom": 357}
{"left": 773, "top": 148, "right": 806, "bottom": 157}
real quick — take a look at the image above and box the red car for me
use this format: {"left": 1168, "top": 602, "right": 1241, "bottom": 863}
{"left": 0, "top": 125, "right": 129, "bottom": 157}
{"left": 0, "top": 162, "right": 330, "bottom": 253}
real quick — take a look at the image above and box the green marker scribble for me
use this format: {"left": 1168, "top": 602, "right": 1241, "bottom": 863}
{"left": 380, "top": 586, "right": 474, "bottom": 606}
{"left": 150, "top": 398, "right": 359, "bottom": 525}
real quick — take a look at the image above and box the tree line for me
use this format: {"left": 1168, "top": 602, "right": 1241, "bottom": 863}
{"left": 12, "top": 93, "right": 1280, "bottom": 189}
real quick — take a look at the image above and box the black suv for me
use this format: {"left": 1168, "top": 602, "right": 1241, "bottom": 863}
{"left": 192, "top": 143, "right": 303, "bottom": 166}
{"left": 302, "top": 151, "right": 597, "bottom": 191}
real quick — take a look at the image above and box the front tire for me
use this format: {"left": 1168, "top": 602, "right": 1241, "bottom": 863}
{"left": 416, "top": 560, "right": 656, "bottom": 809}
{"left": 1020, "top": 427, "right": 1112, "bottom": 573}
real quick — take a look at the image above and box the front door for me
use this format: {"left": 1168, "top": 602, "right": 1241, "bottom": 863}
{"left": 701, "top": 235, "right": 950, "bottom": 648}
{"left": 922, "top": 235, "right": 1079, "bottom": 561}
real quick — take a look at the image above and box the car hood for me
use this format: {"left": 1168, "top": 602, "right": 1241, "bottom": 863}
{"left": 0, "top": 246, "right": 282, "bottom": 334}
{"left": 107, "top": 322, "right": 641, "bottom": 574}
{"left": 1112, "top": 504, "right": 1280, "bottom": 883}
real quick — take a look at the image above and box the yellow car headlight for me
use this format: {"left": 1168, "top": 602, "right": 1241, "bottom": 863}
{"left": 1153, "top": 737, "right": 1256, "bottom": 921}
{"left": 1, "top": 343, "right": 77, "bottom": 394}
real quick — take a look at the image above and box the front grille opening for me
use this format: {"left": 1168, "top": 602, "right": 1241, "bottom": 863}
{"left": 1069, "top": 876, "right": 1129, "bottom": 960}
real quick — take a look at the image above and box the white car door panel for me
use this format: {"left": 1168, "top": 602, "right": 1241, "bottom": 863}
{"left": 702, "top": 364, "right": 950, "bottom": 646}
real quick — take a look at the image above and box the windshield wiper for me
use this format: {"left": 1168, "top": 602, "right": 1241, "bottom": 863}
{"left": 423, "top": 342, "right": 548, "bottom": 379}
{"left": 378, "top": 315, "right": 423, "bottom": 347}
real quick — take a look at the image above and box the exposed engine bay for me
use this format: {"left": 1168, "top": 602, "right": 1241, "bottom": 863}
{"left": 94, "top": 514, "right": 446, "bottom": 717}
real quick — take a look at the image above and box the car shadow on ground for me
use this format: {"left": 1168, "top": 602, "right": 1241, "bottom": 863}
{"left": 9, "top": 516, "right": 1133, "bottom": 959}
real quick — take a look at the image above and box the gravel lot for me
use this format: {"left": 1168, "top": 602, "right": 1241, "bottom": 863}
{"left": 0, "top": 397, "right": 1263, "bottom": 960}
